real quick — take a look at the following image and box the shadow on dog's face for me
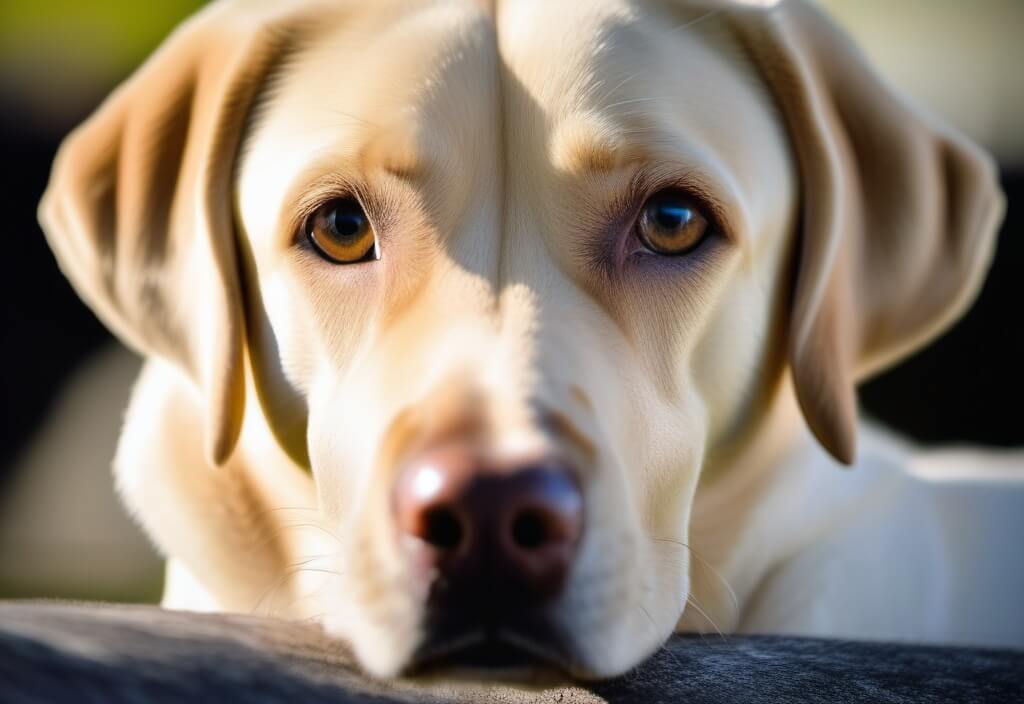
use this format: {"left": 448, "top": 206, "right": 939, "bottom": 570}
{"left": 235, "top": 0, "right": 797, "bottom": 678}
{"left": 40, "top": 0, "right": 1002, "bottom": 682}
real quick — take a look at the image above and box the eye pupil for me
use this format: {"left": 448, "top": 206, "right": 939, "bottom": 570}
{"left": 653, "top": 202, "right": 691, "bottom": 230}
{"left": 305, "top": 197, "right": 378, "bottom": 264}
{"left": 636, "top": 191, "right": 710, "bottom": 256}
{"left": 332, "top": 209, "right": 365, "bottom": 238}
{"left": 327, "top": 200, "right": 368, "bottom": 239}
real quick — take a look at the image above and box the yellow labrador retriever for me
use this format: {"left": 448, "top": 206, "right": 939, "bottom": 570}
{"left": 39, "top": 0, "right": 1020, "bottom": 681}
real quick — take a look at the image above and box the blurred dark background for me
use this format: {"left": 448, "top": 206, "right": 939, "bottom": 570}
{"left": 0, "top": 1, "right": 1021, "bottom": 602}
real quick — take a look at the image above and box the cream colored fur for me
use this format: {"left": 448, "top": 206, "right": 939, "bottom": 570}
{"left": 39, "top": 0, "right": 1019, "bottom": 680}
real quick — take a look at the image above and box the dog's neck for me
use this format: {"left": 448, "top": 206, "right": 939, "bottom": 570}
{"left": 682, "top": 376, "right": 844, "bottom": 634}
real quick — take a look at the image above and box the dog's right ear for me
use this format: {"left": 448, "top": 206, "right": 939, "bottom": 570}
{"left": 730, "top": 0, "right": 1004, "bottom": 465}
{"left": 39, "top": 2, "right": 313, "bottom": 465}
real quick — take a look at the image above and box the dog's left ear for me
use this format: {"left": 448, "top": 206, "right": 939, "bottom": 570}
{"left": 39, "top": 3, "right": 313, "bottom": 465}
{"left": 731, "top": 0, "right": 1005, "bottom": 464}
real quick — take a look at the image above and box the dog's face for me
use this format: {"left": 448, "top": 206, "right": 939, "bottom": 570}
{"left": 235, "top": 0, "right": 798, "bottom": 676}
{"left": 41, "top": 0, "right": 1001, "bottom": 681}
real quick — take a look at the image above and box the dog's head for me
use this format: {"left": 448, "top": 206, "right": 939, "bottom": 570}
{"left": 40, "top": 0, "right": 1002, "bottom": 680}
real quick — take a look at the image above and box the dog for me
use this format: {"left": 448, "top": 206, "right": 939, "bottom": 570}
{"left": 38, "top": 0, "right": 1021, "bottom": 681}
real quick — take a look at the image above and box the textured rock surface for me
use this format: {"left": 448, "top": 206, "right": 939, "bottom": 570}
{"left": 1, "top": 601, "right": 1022, "bottom": 703}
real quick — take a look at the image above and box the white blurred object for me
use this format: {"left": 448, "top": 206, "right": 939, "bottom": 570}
{"left": 817, "top": 0, "right": 1024, "bottom": 165}
{"left": 0, "top": 345, "right": 162, "bottom": 600}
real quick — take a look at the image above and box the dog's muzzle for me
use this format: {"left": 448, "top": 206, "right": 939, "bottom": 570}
{"left": 392, "top": 442, "right": 583, "bottom": 674}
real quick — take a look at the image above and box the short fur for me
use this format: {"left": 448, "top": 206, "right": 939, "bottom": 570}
{"left": 39, "top": 0, "right": 1020, "bottom": 680}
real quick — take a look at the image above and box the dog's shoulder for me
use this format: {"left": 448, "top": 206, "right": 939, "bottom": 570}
{"left": 739, "top": 423, "right": 1024, "bottom": 646}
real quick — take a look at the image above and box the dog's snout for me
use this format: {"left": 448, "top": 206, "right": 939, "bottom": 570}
{"left": 394, "top": 445, "right": 583, "bottom": 603}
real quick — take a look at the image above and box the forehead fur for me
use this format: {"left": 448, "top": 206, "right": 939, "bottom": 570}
{"left": 247, "top": 0, "right": 748, "bottom": 163}
{"left": 238, "top": 0, "right": 787, "bottom": 256}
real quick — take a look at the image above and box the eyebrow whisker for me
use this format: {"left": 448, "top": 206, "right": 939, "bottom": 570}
{"left": 663, "top": 7, "right": 729, "bottom": 38}
{"left": 604, "top": 96, "right": 665, "bottom": 111}
{"left": 595, "top": 71, "right": 643, "bottom": 105}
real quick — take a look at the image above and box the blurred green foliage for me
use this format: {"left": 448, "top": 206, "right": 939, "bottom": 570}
{"left": 0, "top": 1, "right": 204, "bottom": 79}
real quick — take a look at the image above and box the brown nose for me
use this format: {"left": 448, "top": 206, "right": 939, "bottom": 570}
{"left": 394, "top": 444, "right": 583, "bottom": 604}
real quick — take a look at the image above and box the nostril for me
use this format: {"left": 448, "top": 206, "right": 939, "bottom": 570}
{"left": 423, "top": 506, "right": 464, "bottom": 549}
{"left": 505, "top": 467, "right": 583, "bottom": 551}
{"left": 395, "top": 449, "right": 583, "bottom": 603}
{"left": 511, "top": 509, "right": 549, "bottom": 549}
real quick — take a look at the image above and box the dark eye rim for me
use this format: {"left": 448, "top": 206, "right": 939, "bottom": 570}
{"left": 633, "top": 188, "right": 714, "bottom": 257}
{"left": 577, "top": 172, "right": 734, "bottom": 281}
{"left": 301, "top": 196, "right": 379, "bottom": 265}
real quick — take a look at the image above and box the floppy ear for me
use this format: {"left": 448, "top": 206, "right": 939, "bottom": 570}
{"left": 39, "top": 2, "right": 311, "bottom": 465}
{"left": 731, "top": 0, "right": 1005, "bottom": 464}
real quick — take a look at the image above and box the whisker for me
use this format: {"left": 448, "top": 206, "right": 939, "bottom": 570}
{"left": 652, "top": 537, "right": 739, "bottom": 618}
{"left": 296, "top": 567, "right": 343, "bottom": 577}
{"left": 245, "top": 520, "right": 341, "bottom": 559}
{"left": 685, "top": 593, "right": 728, "bottom": 643}
{"left": 280, "top": 521, "right": 343, "bottom": 543}
{"left": 251, "top": 555, "right": 335, "bottom": 616}
{"left": 663, "top": 7, "right": 728, "bottom": 38}
{"left": 637, "top": 603, "right": 686, "bottom": 671}
{"left": 241, "top": 505, "right": 342, "bottom": 568}
{"left": 278, "top": 571, "right": 335, "bottom": 617}
{"left": 595, "top": 71, "right": 643, "bottom": 104}
{"left": 604, "top": 96, "right": 664, "bottom": 111}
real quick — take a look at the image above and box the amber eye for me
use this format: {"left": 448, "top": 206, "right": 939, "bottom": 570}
{"left": 636, "top": 192, "right": 710, "bottom": 256}
{"left": 305, "top": 198, "right": 377, "bottom": 264}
